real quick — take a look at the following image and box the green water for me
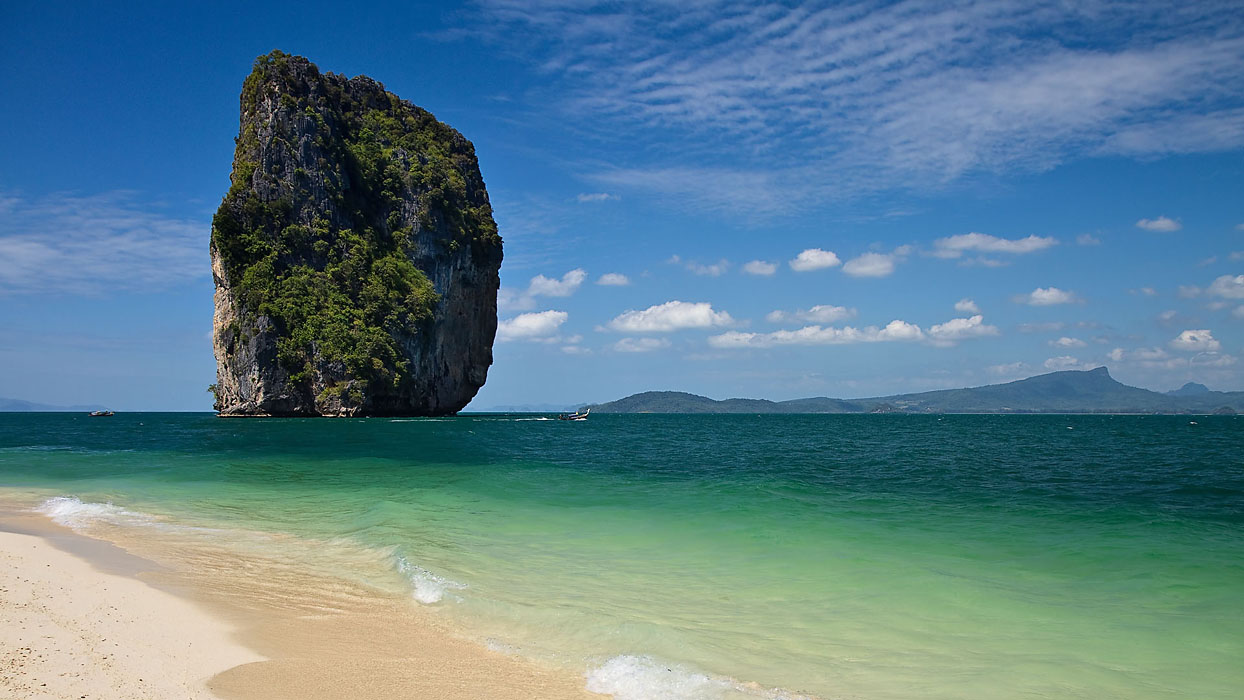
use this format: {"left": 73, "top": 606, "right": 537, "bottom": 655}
{"left": 1, "top": 413, "right": 1242, "bottom": 699}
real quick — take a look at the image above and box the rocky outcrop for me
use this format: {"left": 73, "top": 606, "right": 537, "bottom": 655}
{"left": 210, "top": 51, "right": 502, "bottom": 416}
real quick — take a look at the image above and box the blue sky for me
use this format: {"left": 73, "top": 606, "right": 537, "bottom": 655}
{"left": 2, "top": 0, "right": 1243, "bottom": 410}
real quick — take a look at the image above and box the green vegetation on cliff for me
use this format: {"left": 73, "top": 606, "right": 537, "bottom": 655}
{"left": 211, "top": 51, "right": 500, "bottom": 398}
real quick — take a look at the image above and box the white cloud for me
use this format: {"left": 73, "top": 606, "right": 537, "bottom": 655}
{"left": 467, "top": 3, "right": 1244, "bottom": 217}
{"left": 1044, "top": 356, "right": 1090, "bottom": 371}
{"left": 597, "top": 272, "right": 631, "bottom": 286}
{"left": 1016, "top": 287, "right": 1079, "bottom": 306}
{"left": 932, "top": 233, "right": 1057, "bottom": 258}
{"left": 528, "top": 268, "right": 587, "bottom": 297}
{"left": 0, "top": 190, "right": 208, "bottom": 294}
{"left": 1050, "top": 336, "right": 1087, "bottom": 348}
{"left": 788, "top": 248, "right": 840, "bottom": 272}
{"left": 686, "top": 259, "right": 730, "bottom": 276}
{"left": 502, "top": 268, "right": 589, "bottom": 310}
{"left": 960, "top": 256, "right": 1010, "bottom": 268}
{"left": 987, "top": 362, "right": 1031, "bottom": 377}
{"left": 766, "top": 305, "right": 855, "bottom": 324}
{"left": 1207, "top": 274, "right": 1244, "bottom": 299}
{"left": 1135, "top": 287, "right": 1157, "bottom": 296}
{"left": 1177, "top": 285, "right": 1202, "bottom": 299}
{"left": 608, "top": 301, "right": 733, "bottom": 333}
{"left": 742, "top": 260, "right": 777, "bottom": 276}
{"left": 1076, "top": 233, "right": 1102, "bottom": 246}
{"left": 1234, "top": 305, "right": 1244, "bottom": 319}
{"left": 614, "top": 337, "right": 670, "bottom": 353}
{"left": 1018, "top": 321, "right": 1066, "bottom": 333}
{"left": 1136, "top": 216, "right": 1182, "bottom": 232}
{"left": 561, "top": 345, "right": 591, "bottom": 354}
{"left": 1229, "top": 251, "right": 1244, "bottom": 262}
{"left": 576, "top": 192, "right": 619, "bottom": 203}
{"left": 842, "top": 252, "right": 896, "bottom": 278}
{"left": 1169, "top": 329, "right": 1221, "bottom": 351}
{"left": 709, "top": 320, "right": 924, "bottom": 348}
{"left": 927, "top": 315, "right": 999, "bottom": 345}
{"left": 954, "top": 298, "right": 981, "bottom": 314}
{"left": 1192, "top": 352, "right": 1237, "bottom": 367}
{"left": 1107, "top": 347, "right": 1126, "bottom": 362}
{"left": 497, "top": 310, "right": 569, "bottom": 341}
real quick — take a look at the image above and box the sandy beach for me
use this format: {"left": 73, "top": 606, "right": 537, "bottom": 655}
{"left": 0, "top": 510, "right": 598, "bottom": 700}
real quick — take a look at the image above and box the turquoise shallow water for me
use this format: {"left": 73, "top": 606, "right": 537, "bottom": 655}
{"left": 1, "top": 412, "right": 1242, "bottom": 699}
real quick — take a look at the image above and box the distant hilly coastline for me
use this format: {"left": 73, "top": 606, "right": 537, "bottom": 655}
{"left": 0, "top": 398, "right": 108, "bottom": 412}
{"left": 587, "top": 367, "right": 1244, "bottom": 415}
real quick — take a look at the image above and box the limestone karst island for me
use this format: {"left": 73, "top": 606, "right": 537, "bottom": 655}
{"left": 209, "top": 51, "right": 502, "bottom": 417}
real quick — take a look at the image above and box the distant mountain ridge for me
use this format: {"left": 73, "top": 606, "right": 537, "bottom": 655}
{"left": 588, "top": 368, "right": 1243, "bottom": 415}
{"left": 0, "top": 398, "right": 108, "bottom": 412}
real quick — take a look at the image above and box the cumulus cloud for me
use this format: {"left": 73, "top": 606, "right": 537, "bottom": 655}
{"left": 496, "top": 310, "right": 569, "bottom": 341}
{"left": 842, "top": 252, "right": 897, "bottom": 278}
{"left": 501, "top": 268, "right": 588, "bottom": 310}
{"left": 597, "top": 272, "right": 630, "bottom": 286}
{"left": 1076, "top": 233, "right": 1102, "bottom": 246}
{"left": 927, "top": 315, "right": 1000, "bottom": 346}
{"left": 614, "top": 337, "right": 670, "bottom": 352}
{"left": 576, "top": 192, "right": 619, "bottom": 202}
{"left": 955, "top": 298, "right": 981, "bottom": 314}
{"left": 1207, "top": 274, "right": 1244, "bottom": 299}
{"left": 686, "top": 259, "right": 730, "bottom": 276}
{"left": 987, "top": 362, "right": 1032, "bottom": 377}
{"left": 1136, "top": 216, "right": 1182, "bottom": 232}
{"left": 788, "top": 248, "right": 840, "bottom": 272}
{"left": 1050, "top": 336, "right": 1087, "bottom": 348}
{"left": 0, "top": 190, "right": 208, "bottom": 295}
{"left": 708, "top": 320, "right": 924, "bottom": 348}
{"left": 932, "top": 233, "right": 1057, "bottom": 259}
{"left": 608, "top": 301, "right": 733, "bottom": 333}
{"left": 1016, "top": 287, "right": 1079, "bottom": 306}
{"left": 1044, "top": 356, "right": 1092, "bottom": 370}
{"left": 528, "top": 268, "right": 587, "bottom": 297}
{"left": 1169, "top": 329, "right": 1221, "bottom": 351}
{"left": 742, "top": 260, "right": 777, "bottom": 276}
{"left": 1192, "top": 352, "right": 1237, "bottom": 367}
{"left": 766, "top": 305, "right": 855, "bottom": 324}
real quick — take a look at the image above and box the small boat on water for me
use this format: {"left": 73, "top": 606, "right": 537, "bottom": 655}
{"left": 88, "top": 410, "right": 115, "bottom": 417}
{"left": 557, "top": 408, "right": 590, "bottom": 421}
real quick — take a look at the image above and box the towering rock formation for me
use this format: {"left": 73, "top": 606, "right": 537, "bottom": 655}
{"left": 210, "top": 51, "right": 502, "bottom": 416}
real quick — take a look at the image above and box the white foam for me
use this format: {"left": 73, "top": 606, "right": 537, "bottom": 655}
{"left": 395, "top": 555, "right": 467, "bottom": 604}
{"left": 585, "top": 655, "right": 812, "bottom": 700}
{"left": 35, "top": 496, "right": 154, "bottom": 530}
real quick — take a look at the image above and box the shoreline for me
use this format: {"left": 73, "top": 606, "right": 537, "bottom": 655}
{"left": 0, "top": 505, "right": 600, "bottom": 700}
{"left": 0, "top": 513, "right": 260, "bottom": 699}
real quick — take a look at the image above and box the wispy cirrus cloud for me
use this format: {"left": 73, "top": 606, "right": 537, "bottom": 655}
{"left": 462, "top": 1, "right": 1244, "bottom": 214}
{"left": 0, "top": 190, "right": 209, "bottom": 295}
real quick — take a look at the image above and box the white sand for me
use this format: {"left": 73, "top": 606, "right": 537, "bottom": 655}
{"left": 0, "top": 529, "right": 261, "bottom": 699}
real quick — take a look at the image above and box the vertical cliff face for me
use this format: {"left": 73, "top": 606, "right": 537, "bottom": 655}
{"left": 210, "top": 51, "right": 502, "bottom": 416}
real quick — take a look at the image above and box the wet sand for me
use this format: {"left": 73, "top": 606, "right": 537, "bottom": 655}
{"left": 0, "top": 510, "right": 599, "bottom": 700}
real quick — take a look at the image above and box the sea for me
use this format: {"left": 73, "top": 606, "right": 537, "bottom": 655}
{"left": 1, "top": 412, "right": 1241, "bottom": 699}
